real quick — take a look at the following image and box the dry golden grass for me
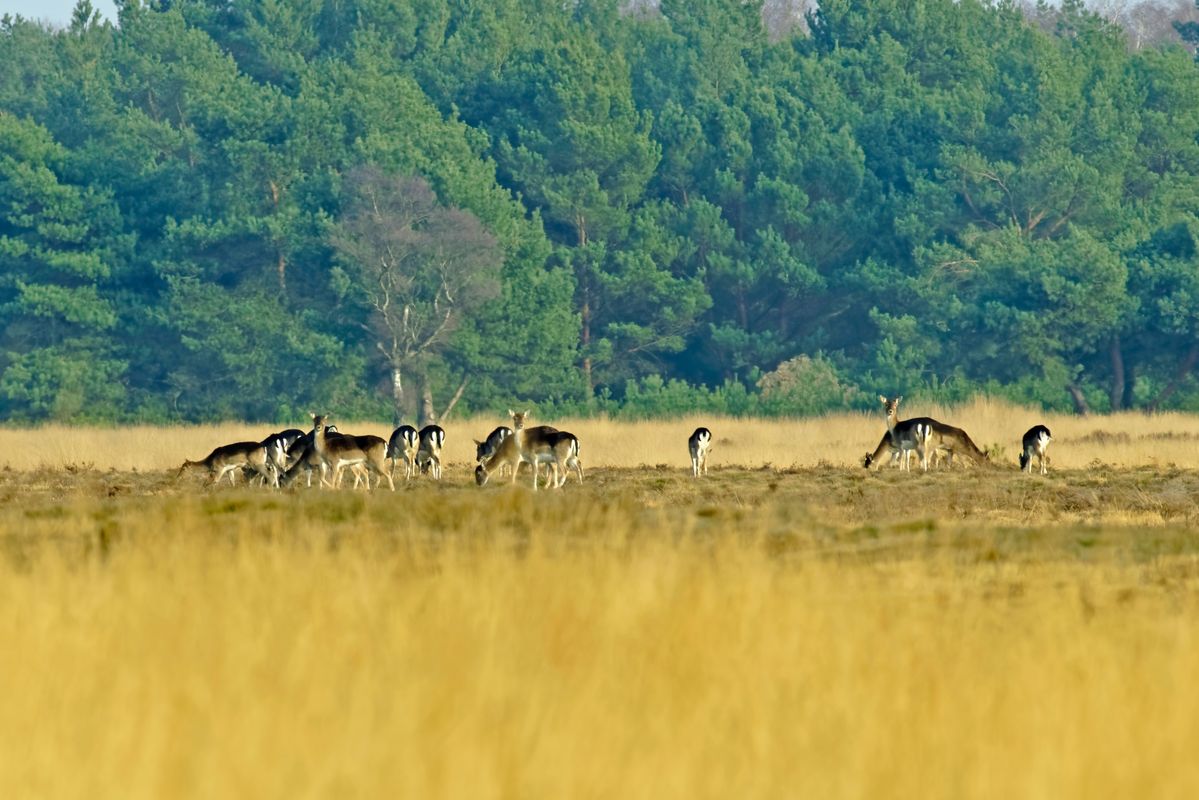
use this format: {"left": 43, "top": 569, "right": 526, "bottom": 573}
{"left": 3, "top": 411, "right": 1199, "bottom": 798}
{"left": 2, "top": 397, "right": 1198, "bottom": 472}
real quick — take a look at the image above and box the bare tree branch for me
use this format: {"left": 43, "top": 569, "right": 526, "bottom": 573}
{"left": 328, "top": 166, "right": 502, "bottom": 420}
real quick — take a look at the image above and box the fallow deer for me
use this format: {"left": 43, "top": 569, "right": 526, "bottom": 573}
{"left": 474, "top": 433, "right": 521, "bottom": 486}
{"left": 879, "top": 396, "right": 988, "bottom": 470}
{"left": 310, "top": 414, "right": 395, "bottom": 491}
{"left": 507, "top": 409, "right": 582, "bottom": 490}
{"left": 416, "top": 424, "right": 446, "bottom": 480}
{"left": 478, "top": 417, "right": 581, "bottom": 489}
{"left": 475, "top": 426, "right": 514, "bottom": 477}
{"left": 688, "top": 427, "right": 712, "bottom": 477}
{"left": 387, "top": 425, "right": 419, "bottom": 480}
{"left": 544, "top": 430, "right": 583, "bottom": 486}
{"left": 260, "top": 428, "right": 305, "bottom": 486}
{"left": 178, "top": 441, "right": 272, "bottom": 486}
{"left": 1020, "top": 425, "right": 1052, "bottom": 475}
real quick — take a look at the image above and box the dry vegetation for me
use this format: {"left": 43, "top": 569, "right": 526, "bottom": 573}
{"left": 4, "top": 397, "right": 1199, "bottom": 472}
{"left": 3, "top": 402, "right": 1199, "bottom": 798}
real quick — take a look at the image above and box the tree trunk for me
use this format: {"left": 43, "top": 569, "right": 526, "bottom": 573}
{"left": 1149, "top": 344, "right": 1199, "bottom": 411}
{"left": 419, "top": 381, "right": 436, "bottom": 427}
{"left": 581, "top": 293, "right": 593, "bottom": 397}
{"left": 1123, "top": 360, "right": 1135, "bottom": 411}
{"left": 1109, "top": 335, "right": 1125, "bottom": 412}
{"left": 276, "top": 251, "right": 287, "bottom": 297}
{"left": 440, "top": 376, "right": 469, "bottom": 422}
{"left": 391, "top": 366, "right": 405, "bottom": 426}
{"left": 1066, "top": 383, "right": 1091, "bottom": 416}
{"left": 576, "top": 223, "right": 593, "bottom": 398}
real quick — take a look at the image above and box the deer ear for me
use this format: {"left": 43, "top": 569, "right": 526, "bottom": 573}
{"left": 507, "top": 408, "right": 515, "bottom": 416}
{"left": 896, "top": 396, "right": 902, "bottom": 404}
{"left": 878, "top": 395, "right": 887, "bottom": 404}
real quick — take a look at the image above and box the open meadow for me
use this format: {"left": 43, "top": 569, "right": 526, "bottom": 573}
{"left": 2, "top": 399, "right": 1199, "bottom": 798}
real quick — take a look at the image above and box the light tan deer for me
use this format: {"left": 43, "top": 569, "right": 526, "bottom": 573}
{"left": 507, "top": 409, "right": 582, "bottom": 490}
{"left": 474, "top": 426, "right": 514, "bottom": 477}
{"left": 178, "top": 441, "right": 273, "bottom": 486}
{"left": 279, "top": 442, "right": 368, "bottom": 489}
{"left": 474, "top": 432, "right": 522, "bottom": 486}
{"left": 545, "top": 430, "right": 583, "bottom": 487}
{"left": 310, "top": 414, "right": 395, "bottom": 491}
{"left": 477, "top": 421, "right": 581, "bottom": 489}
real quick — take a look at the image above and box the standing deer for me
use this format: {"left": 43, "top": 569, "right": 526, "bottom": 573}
{"left": 545, "top": 430, "right": 583, "bottom": 486}
{"left": 387, "top": 425, "right": 419, "bottom": 480}
{"left": 507, "top": 409, "right": 583, "bottom": 490}
{"left": 879, "top": 396, "right": 988, "bottom": 470}
{"left": 1020, "top": 425, "right": 1052, "bottom": 474}
{"left": 688, "top": 427, "right": 712, "bottom": 477}
{"left": 310, "top": 414, "right": 395, "bottom": 491}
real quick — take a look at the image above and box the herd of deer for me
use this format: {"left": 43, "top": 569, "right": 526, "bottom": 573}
{"left": 863, "top": 396, "right": 1052, "bottom": 475}
{"left": 176, "top": 397, "right": 1054, "bottom": 490}
{"left": 178, "top": 410, "right": 586, "bottom": 491}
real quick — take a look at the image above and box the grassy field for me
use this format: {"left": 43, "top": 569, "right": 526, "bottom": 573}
{"left": 4, "top": 396, "right": 1199, "bottom": 472}
{"left": 3, "top": 405, "right": 1199, "bottom": 798}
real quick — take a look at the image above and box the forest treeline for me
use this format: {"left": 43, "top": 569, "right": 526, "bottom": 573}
{"left": 4, "top": 0, "right": 1199, "bottom": 423}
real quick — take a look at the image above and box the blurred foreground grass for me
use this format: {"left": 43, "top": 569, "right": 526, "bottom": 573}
{"left": 1, "top": 465, "right": 1198, "bottom": 799}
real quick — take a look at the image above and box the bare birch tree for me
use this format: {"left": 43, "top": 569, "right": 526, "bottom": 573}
{"left": 329, "top": 166, "right": 501, "bottom": 424}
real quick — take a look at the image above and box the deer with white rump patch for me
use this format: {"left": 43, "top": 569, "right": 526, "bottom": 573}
{"left": 1019, "top": 425, "right": 1052, "bottom": 474}
{"left": 688, "top": 427, "right": 712, "bottom": 477}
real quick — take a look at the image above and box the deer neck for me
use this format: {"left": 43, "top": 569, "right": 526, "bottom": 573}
{"left": 312, "top": 424, "right": 329, "bottom": 454}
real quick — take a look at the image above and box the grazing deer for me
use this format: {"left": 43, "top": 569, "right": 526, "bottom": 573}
{"left": 478, "top": 418, "right": 581, "bottom": 489}
{"left": 863, "top": 431, "right": 952, "bottom": 470}
{"left": 688, "top": 427, "right": 712, "bottom": 477}
{"left": 310, "top": 414, "right": 395, "bottom": 491}
{"left": 1020, "top": 425, "right": 1052, "bottom": 474}
{"left": 387, "top": 425, "right": 419, "bottom": 480}
{"left": 879, "top": 395, "right": 988, "bottom": 470}
{"left": 475, "top": 426, "right": 514, "bottom": 477}
{"left": 179, "top": 441, "right": 273, "bottom": 486}
{"left": 474, "top": 433, "right": 521, "bottom": 486}
{"left": 863, "top": 431, "right": 900, "bottom": 470}
{"left": 278, "top": 443, "right": 368, "bottom": 489}
{"left": 928, "top": 423, "right": 989, "bottom": 466}
{"left": 416, "top": 424, "right": 446, "bottom": 480}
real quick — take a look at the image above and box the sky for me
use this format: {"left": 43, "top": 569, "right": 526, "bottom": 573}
{"left": 1, "top": 0, "right": 119, "bottom": 26}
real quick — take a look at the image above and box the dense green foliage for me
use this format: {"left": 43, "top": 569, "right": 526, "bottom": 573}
{"left": 2, "top": 0, "right": 1199, "bottom": 422}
